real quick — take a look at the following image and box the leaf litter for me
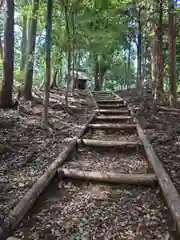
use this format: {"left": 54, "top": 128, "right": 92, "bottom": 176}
{"left": 0, "top": 89, "right": 94, "bottom": 225}
{"left": 0, "top": 89, "right": 175, "bottom": 239}
{"left": 63, "top": 147, "right": 152, "bottom": 174}
{"left": 14, "top": 179, "right": 171, "bottom": 239}
{"left": 118, "top": 89, "right": 180, "bottom": 196}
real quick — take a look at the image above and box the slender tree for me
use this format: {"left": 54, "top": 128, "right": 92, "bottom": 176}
{"left": 127, "top": 39, "right": 131, "bottom": 89}
{"left": 136, "top": 8, "right": 142, "bottom": 95}
{"left": 0, "top": 0, "right": 14, "bottom": 108}
{"left": 152, "top": 0, "right": 163, "bottom": 110}
{"left": 20, "top": 0, "right": 28, "bottom": 71}
{"left": 43, "top": 0, "right": 53, "bottom": 126}
{"left": 23, "top": 0, "right": 39, "bottom": 100}
{"left": 168, "top": 0, "right": 177, "bottom": 107}
{"left": 0, "top": 38, "right": 3, "bottom": 59}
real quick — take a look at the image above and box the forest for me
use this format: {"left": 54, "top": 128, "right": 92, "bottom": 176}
{"left": 0, "top": 0, "right": 178, "bottom": 112}
{"left": 1, "top": 0, "right": 180, "bottom": 239}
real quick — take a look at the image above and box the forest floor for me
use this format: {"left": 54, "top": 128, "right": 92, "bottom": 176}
{"left": 11, "top": 89, "right": 173, "bottom": 240}
{"left": 1, "top": 88, "right": 179, "bottom": 239}
{"left": 0, "top": 88, "right": 94, "bottom": 226}
{"left": 118, "top": 89, "right": 180, "bottom": 195}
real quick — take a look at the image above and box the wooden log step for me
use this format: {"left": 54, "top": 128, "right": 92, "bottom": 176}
{"left": 95, "top": 97, "right": 115, "bottom": 100}
{"left": 157, "top": 105, "right": 180, "bottom": 113}
{"left": 96, "top": 109, "right": 129, "bottom": 114}
{"left": 95, "top": 97, "right": 116, "bottom": 100}
{"left": 94, "top": 94, "right": 113, "bottom": 96}
{"left": 58, "top": 169, "right": 157, "bottom": 186}
{"left": 97, "top": 99, "right": 123, "bottom": 104}
{"left": 98, "top": 104, "right": 126, "bottom": 109}
{"left": 88, "top": 123, "right": 136, "bottom": 130}
{"left": 7, "top": 237, "right": 20, "bottom": 240}
{"left": 77, "top": 139, "right": 142, "bottom": 148}
{"left": 92, "top": 91, "right": 111, "bottom": 94}
{"left": 95, "top": 115, "right": 132, "bottom": 120}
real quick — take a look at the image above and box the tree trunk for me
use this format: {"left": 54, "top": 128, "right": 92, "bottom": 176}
{"left": 20, "top": 0, "right": 28, "bottom": 71}
{"left": 99, "top": 66, "right": 106, "bottom": 90}
{"left": 94, "top": 55, "right": 100, "bottom": 91}
{"left": 71, "top": 10, "right": 75, "bottom": 90}
{"left": 127, "top": 42, "right": 131, "bottom": 89}
{"left": 151, "top": 40, "right": 156, "bottom": 93}
{"left": 124, "top": 57, "right": 127, "bottom": 89}
{"left": 63, "top": 0, "right": 71, "bottom": 105}
{"left": 0, "top": 37, "right": 3, "bottom": 59}
{"left": 0, "top": 0, "right": 14, "bottom": 108}
{"left": 50, "top": 69, "right": 58, "bottom": 88}
{"left": 168, "top": 0, "right": 176, "bottom": 107}
{"left": 152, "top": 0, "right": 163, "bottom": 112}
{"left": 43, "top": 0, "right": 53, "bottom": 126}
{"left": 159, "top": 0, "right": 163, "bottom": 93}
{"left": 23, "top": 0, "right": 39, "bottom": 101}
{"left": 136, "top": 9, "right": 142, "bottom": 95}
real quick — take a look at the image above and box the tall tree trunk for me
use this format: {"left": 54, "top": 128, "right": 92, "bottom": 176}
{"left": 127, "top": 42, "right": 131, "bottom": 89}
{"left": 23, "top": 0, "right": 39, "bottom": 101}
{"left": 43, "top": 0, "right": 52, "bottom": 126}
{"left": 94, "top": 55, "right": 100, "bottom": 91}
{"left": 99, "top": 65, "right": 107, "bottom": 90}
{"left": 152, "top": 0, "right": 163, "bottom": 108}
{"left": 0, "top": 37, "right": 3, "bottom": 59}
{"left": 63, "top": 0, "right": 71, "bottom": 105}
{"left": 20, "top": 0, "right": 28, "bottom": 71}
{"left": 136, "top": 9, "right": 142, "bottom": 95}
{"left": 159, "top": 0, "right": 163, "bottom": 93}
{"left": 50, "top": 69, "right": 58, "bottom": 88}
{"left": 168, "top": 0, "right": 176, "bottom": 107}
{"left": 71, "top": 10, "right": 75, "bottom": 90}
{"left": 0, "top": 0, "right": 14, "bottom": 108}
{"left": 123, "top": 52, "right": 127, "bottom": 89}
{"left": 151, "top": 42, "right": 156, "bottom": 92}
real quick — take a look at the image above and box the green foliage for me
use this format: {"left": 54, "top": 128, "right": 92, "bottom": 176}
{"left": 0, "top": 0, "right": 136, "bottom": 90}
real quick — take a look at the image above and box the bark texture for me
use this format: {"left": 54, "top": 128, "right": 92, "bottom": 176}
{"left": 23, "top": 0, "right": 39, "bottom": 100}
{"left": 43, "top": 0, "right": 53, "bottom": 126}
{"left": 168, "top": 0, "right": 177, "bottom": 107}
{"left": 0, "top": 0, "right": 14, "bottom": 108}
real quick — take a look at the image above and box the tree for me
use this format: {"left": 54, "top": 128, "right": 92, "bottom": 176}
{"left": 43, "top": 0, "right": 53, "bottom": 126}
{"left": 23, "top": 0, "right": 39, "bottom": 100}
{"left": 151, "top": 0, "right": 163, "bottom": 110}
{"left": 20, "top": 0, "right": 28, "bottom": 71}
{"left": 136, "top": 7, "right": 142, "bottom": 95}
{"left": 168, "top": 0, "right": 176, "bottom": 107}
{"left": 0, "top": 0, "right": 14, "bottom": 108}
